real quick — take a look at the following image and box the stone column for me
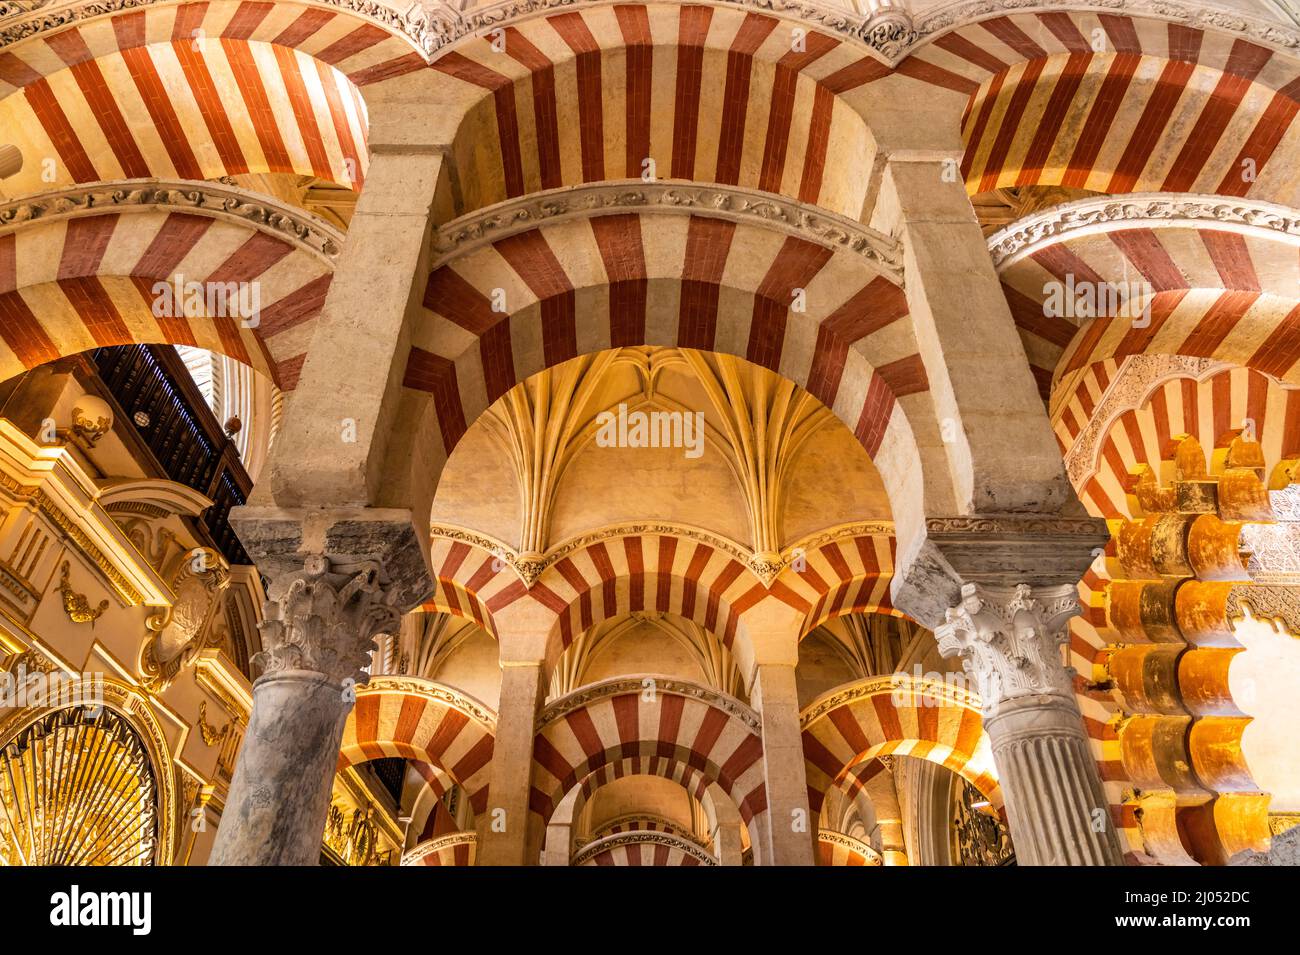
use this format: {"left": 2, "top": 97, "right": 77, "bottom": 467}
{"left": 478, "top": 661, "right": 545, "bottom": 865}
{"left": 752, "top": 663, "right": 816, "bottom": 866}
{"left": 209, "top": 556, "right": 400, "bottom": 866}
{"left": 937, "top": 582, "right": 1123, "bottom": 866}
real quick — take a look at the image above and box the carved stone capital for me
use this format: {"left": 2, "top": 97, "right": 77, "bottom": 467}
{"left": 254, "top": 556, "right": 402, "bottom": 688}
{"left": 892, "top": 513, "right": 1108, "bottom": 627}
{"left": 935, "top": 582, "right": 1080, "bottom": 711}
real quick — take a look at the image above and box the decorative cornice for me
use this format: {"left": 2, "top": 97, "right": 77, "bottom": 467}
{"left": 914, "top": 1, "right": 1300, "bottom": 58}
{"left": 817, "top": 829, "right": 883, "bottom": 864}
{"left": 537, "top": 676, "right": 761, "bottom": 733}
{"left": 1058, "top": 354, "right": 1231, "bottom": 487}
{"left": 0, "top": 0, "right": 917, "bottom": 62}
{"left": 0, "top": 0, "right": 439, "bottom": 54}
{"left": 400, "top": 830, "right": 477, "bottom": 865}
{"left": 924, "top": 515, "right": 1107, "bottom": 540}
{"left": 571, "top": 829, "right": 718, "bottom": 866}
{"left": 429, "top": 519, "right": 894, "bottom": 590}
{"left": 359, "top": 674, "right": 497, "bottom": 731}
{"left": 0, "top": 179, "right": 343, "bottom": 261}
{"left": 989, "top": 193, "right": 1300, "bottom": 270}
{"left": 431, "top": 181, "right": 903, "bottom": 283}
{"left": 800, "top": 674, "right": 982, "bottom": 729}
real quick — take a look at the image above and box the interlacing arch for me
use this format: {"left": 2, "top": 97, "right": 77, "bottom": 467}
{"left": 800, "top": 675, "right": 1000, "bottom": 816}
{"left": 901, "top": 11, "right": 1300, "bottom": 205}
{"left": 0, "top": 181, "right": 338, "bottom": 386}
{"left": 337, "top": 676, "right": 497, "bottom": 815}
{"left": 0, "top": 1, "right": 409, "bottom": 197}
{"left": 529, "top": 678, "right": 767, "bottom": 844}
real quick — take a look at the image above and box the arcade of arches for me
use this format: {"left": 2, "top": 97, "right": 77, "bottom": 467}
{"left": 0, "top": 0, "right": 1298, "bottom": 868}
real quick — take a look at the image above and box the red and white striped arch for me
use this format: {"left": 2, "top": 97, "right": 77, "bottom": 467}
{"left": 775, "top": 532, "right": 900, "bottom": 636}
{"left": 902, "top": 12, "right": 1300, "bottom": 205}
{"left": 993, "top": 208, "right": 1300, "bottom": 398}
{"left": 574, "top": 830, "right": 715, "bottom": 866}
{"left": 0, "top": 203, "right": 333, "bottom": 387}
{"left": 800, "top": 676, "right": 1000, "bottom": 815}
{"left": 429, "top": 3, "right": 891, "bottom": 218}
{"left": 405, "top": 210, "right": 935, "bottom": 536}
{"left": 530, "top": 681, "right": 767, "bottom": 831}
{"left": 817, "top": 829, "right": 882, "bottom": 866}
{"left": 338, "top": 676, "right": 497, "bottom": 816}
{"left": 0, "top": 1, "right": 410, "bottom": 197}
{"left": 1062, "top": 362, "right": 1300, "bottom": 522}
{"left": 401, "top": 831, "right": 478, "bottom": 866}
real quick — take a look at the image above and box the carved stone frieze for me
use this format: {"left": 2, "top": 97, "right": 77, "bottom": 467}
{"left": 1228, "top": 585, "right": 1300, "bottom": 639}
{"left": 570, "top": 829, "right": 718, "bottom": 866}
{"left": 817, "top": 828, "right": 883, "bottom": 864}
{"left": 915, "top": 1, "right": 1300, "bottom": 56}
{"left": 989, "top": 193, "right": 1300, "bottom": 270}
{"left": 432, "top": 182, "right": 903, "bottom": 282}
{"left": 537, "top": 676, "right": 761, "bottom": 733}
{"left": 935, "top": 582, "right": 1080, "bottom": 711}
{"left": 400, "top": 830, "right": 477, "bottom": 865}
{"left": 0, "top": 180, "right": 342, "bottom": 261}
{"left": 254, "top": 556, "right": 402, "bottom": 687}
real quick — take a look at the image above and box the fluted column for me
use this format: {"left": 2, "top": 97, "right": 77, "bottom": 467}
{"left": 210, "top": 556, "right": 400, "bottom": 866}
{"left": 937, "top": 582, "right": 1123, "bottom": 866}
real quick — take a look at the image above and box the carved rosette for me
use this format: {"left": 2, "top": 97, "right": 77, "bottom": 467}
{"left": 253, "top": 556, "right": 402, "bottom": 688}
{"left": 935, "top": 582, "right": 1080, "bottom": 712}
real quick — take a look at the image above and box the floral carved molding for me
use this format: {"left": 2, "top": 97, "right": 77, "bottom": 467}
{"left": 989, "top": 193, "right": 1300, "bottom": 271}
{"left": 400, "top": 830, "right": 477, "bottom": 865}
{"left": 0, "top": 179, "right": 343, "bottom": 262}
{"left": 9, "top": 1, "right": 1300, "bottom": 65}
{"left": 818, "top": 829, "right": 883, "bottom": 864}
{"left": 915, "top": 1, "right": 1300, "bottom": 55}
{"left": 432, "top": 182, "right": 904, "bottom": 283}
{"left": 570, "top": 829, "right": 718, "bottom": 866}
{"left": 0, "top": 0, "right": 914, "bottom": 59}
{"left": 359, "top": 674, "right": 497, "bottom": 731}
{"left": 536, "top": 676, "right": 761, "bottom": 733}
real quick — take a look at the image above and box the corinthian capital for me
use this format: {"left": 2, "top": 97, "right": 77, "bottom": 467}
{"left": 254, "top": 555, "right": 402, "bottom": 687}
{"left": 935, "top": 583, "right": 1080, "bottom": 711}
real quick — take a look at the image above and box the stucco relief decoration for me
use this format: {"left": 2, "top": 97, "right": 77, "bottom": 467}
{"left": 935, "top": 583, "right": 1079, "bottom": 711}
{"left": 255, "top": 556, "right": 402, "bottom": 687}
{"left": 139, "top": 547, "right": 230, "bottom": 693}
